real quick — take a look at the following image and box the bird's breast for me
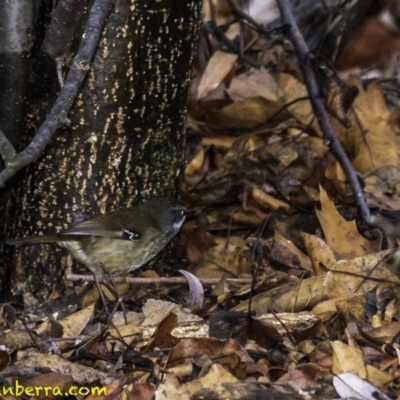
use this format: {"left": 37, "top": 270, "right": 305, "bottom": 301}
{"left": 60, "top": 229, "right": 170, "bottom": 275}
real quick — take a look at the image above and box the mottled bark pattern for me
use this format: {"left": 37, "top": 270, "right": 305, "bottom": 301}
{"left": 10, "top": 0, "right": 201, "bottom": 301}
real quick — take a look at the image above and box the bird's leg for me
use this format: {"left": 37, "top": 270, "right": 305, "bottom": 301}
{"left": 94, "top": 267, "right": 128, "bottom": 324}
{"left": 105, "top": 295, "right": 128, "bottom": 327}
{"left": 93, "top": 271, "right": 109, "bottom": 313}
{"left": 105, "top": 271, "right": 128, "bottom": 325}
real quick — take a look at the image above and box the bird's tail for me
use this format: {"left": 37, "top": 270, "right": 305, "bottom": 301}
{"left": 6, "top": 235, "right": 71, "bottom": 245}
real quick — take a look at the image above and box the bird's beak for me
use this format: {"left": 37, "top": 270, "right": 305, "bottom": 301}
{"left": 184, "top": 208, "right": 197, "bottom": 218}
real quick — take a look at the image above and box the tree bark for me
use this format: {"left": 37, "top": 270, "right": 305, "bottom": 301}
{"left": 4, "top": 0, "right": 201, "bottom": 303}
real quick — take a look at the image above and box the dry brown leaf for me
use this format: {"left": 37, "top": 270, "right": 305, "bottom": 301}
{"left": 0, "top": 349, "right": 10, "bottom": 372}
{"left": 325, "top": 161, "right": 349, "bottom": 197}
{"left": 208, "top": 96, "right": 282, "bottom": 129}
{"left": 324, "top": 250, "right": 398, "bottom": 298}
{"left": 312, "top": 294, "right": 361, "bottom": 322}
{"left": 60, "top": 302, "right": 95, "bottom": 339}
{"left": 181, "top": 221, "right": 217, "bottom": 264}
{"left": 269, "top": 240, "right": 304, "bottom": 270}
{"left": 190, "top": 260, "right": 236, "bottom": 279}
{"left": 297, "top": 134, "right": 328, "bottom": 159}
{"left": 316, "top": 186, "right": 381, "bottom": 258}
{"left": 351, "top": 81, "right": 400, "bottom": 172}
{"left": 309, "top": 349, "right": 332, "bottom": 375}
{"left": 276, "top": 73, "right": 320, "bottom": 133}
{"left": 335, "top": 295, "right": 368, "bottom": 322}
{"left": 331, "top": 340, "right": 366, "bottom": 378}
{"left": 230, "top": 210, "right": 264, "bottom": 226}
{"left": 141, "top": 299, "right": 185, "bottom": 327}
{"left": 167, "top": 337, "right": 252, "bottom": 369}
{"left": 185, "top": 146, "right": 205, "bottom": 175}
{"left": 191, "top": 242, "right": 250, "bottom": 278}
{"left": 18, "top": 350, "right": 110, "bottom": 385}
{"left": 196, "top": 50, "right": 238, "bottom": 100}
{"left": 301, "top": 232, "right": 337, "bottom": 276}
{"left": 360, "top": 321, "right": 400, "bottom": 345}
{"left": 233, "top": 318, "right": 282, "bottom": 350}
{"left": 180, "top": 363, "right": 238, "bottom": 396}
{"left": 155, "top": 374, "right": 190, "bottom": 400}
{"left": 276, "top": 363, "right": 321, "bottom": 390}
{"left": 81, "top": 287, "right": 101, "bottom": 308}
{"left": 106, "top": 321, "right": 143, "bottom": 352}
{"left": 226, "top": 67, "right": 278, "bottom": 102}
{"left": 333, "top": 79, "right": 400, "bottom": 173}
{"left": 275, "top": 231, "right": 313, "bottom": 272}
{"left": 82, "top": 283, "right": 129, "bottom": 306}
{"left": 231, "top": 133, "right": 270, "bottom": 153}
{"left": 0, "top": 331, "right": 36, "bottom": 351}
{"left": 125, "top": 383, "right": 155, "bottom": 400}
{"left": 233, "top": 276, "right": 327, "bottom": 314}
{"left": 168, "top": 359, "right": 194, "bottom": 380}
{"left": 365, "top": 191, "right": 400, "bottom": 211}
{"left": 325, "top": 77, "right": 358, "bottom": 126}
{"left": 363, "top": 166, "right": 400, "bottom": 210}
{"left": 145, "top": 299, "right": 202, "bottom": 326}
{"left": 262, "top": 136, "right": 299, "bottom": 168}
{"left": 366, "top": 364, "right": 394, "bottom": 387}
{"left": 146, "top": 312, "right": 180, "bottom": 351}
{"left": 34, "top": 318, "right": 63, "bottom": 338}
{"left": 250, "top": 188, "right": 292, "bottom": 213}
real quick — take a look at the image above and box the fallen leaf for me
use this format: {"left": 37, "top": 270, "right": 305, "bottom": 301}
{"left": 316, "top": 186, "right": 381, "bottom": 258}
{"left": 331, "top": 340, "right": 366, "bottom": 378}
{"left": 196, "top": 50, "right": 238, "bottom": 100}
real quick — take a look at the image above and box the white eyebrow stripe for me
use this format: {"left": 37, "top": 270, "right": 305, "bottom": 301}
{"left": 123, "top": 229, "right": 139, "bottom": 240}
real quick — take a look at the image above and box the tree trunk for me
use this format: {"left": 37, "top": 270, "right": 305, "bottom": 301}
{"left": 3, "top": 0, "right": 201, "bottom": 303}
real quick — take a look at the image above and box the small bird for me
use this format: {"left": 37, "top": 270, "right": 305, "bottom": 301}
{"left": 7, "top": 197, "right": 189, "bottom": 278}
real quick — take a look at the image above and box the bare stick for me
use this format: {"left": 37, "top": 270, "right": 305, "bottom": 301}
{"left": 66, "top": 274, "right": 254, "bottom": 286}
{"left": 0, "top": 0, "right": 113, "bottom": 187}
{"left": 276, "top": 0, "right": 371, "bottom": 223}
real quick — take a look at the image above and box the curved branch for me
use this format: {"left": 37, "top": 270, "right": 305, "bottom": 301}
{"left": 0, "top": 0, "right": 114, "bottom": 188}
{"left": 276, "top": 0, "right": 371, "bottom": 223}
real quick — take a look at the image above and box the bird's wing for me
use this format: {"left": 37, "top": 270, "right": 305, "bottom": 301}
{"left": 61, "top": 210, "right": 149, "bottom": 240}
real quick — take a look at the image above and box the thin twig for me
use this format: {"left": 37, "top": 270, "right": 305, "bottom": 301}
{"left": 0, "top": 0, "right": 114, "bottom": 188}
{"left": 203, "top": 22, "right": 261, "bottom": 68}
{"left": 276, "top": 0, "right": 371, "bottom": 223}
{"left": 66, "top": 274, "right": 254, "bottom": 286}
